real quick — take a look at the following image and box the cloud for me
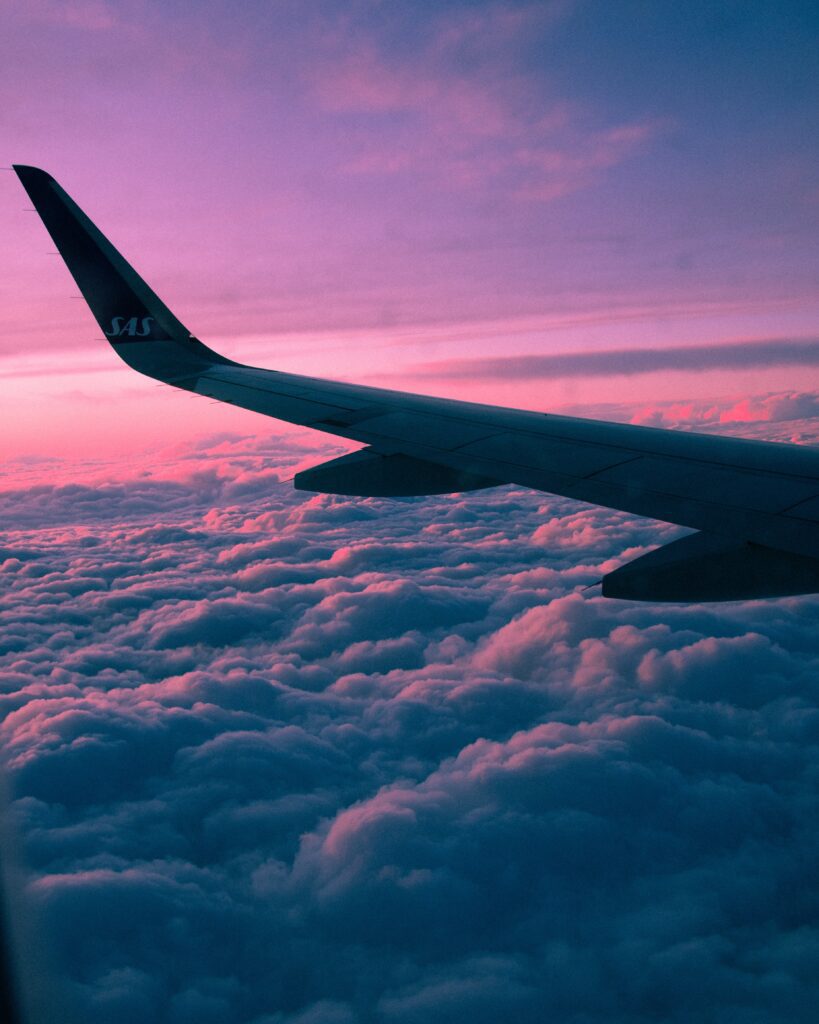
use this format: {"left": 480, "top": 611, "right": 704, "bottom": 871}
{"left": 1, "top": 410, "right": 819, "bottom": 1022}
{"left": 20, "top": 0, "right": 117, "bottom": 32}
{"left": 407, "top": 336, "right": 819, "bottom": 380}
{"left": 310, "top": 1, "right": 659, "bottom": 201}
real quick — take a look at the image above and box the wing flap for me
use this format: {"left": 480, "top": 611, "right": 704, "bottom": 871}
{"left": 294, "top": 448, "right": 501, "bottom": 496}
{"left": 602, "top": 531, "right": 819, "bottom": 601}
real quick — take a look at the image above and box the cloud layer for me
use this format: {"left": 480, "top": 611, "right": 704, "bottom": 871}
{"left": 1, "top": 408, "right": 819, "bottom": 1023}
{"left": 409, "top": 337, "right": 819, "bottom": 380}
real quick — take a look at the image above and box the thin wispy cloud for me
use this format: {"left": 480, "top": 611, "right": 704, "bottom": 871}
{"left": 311, "top": 2, "right": 660, "bottom": 201}
{"left": 408, "top": 336, "right": 819, "bottom": 380}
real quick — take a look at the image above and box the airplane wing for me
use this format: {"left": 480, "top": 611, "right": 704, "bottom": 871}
{"left": 14, "top": 165, "right": 819, "bottom": 601}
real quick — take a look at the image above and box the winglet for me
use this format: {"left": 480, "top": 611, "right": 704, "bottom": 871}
{"left": 14, "top": 165, "right": 229, "bottom": 380}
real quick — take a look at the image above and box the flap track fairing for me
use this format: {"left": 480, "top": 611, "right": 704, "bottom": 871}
{"left": 294, "top": 448, "right": 501, "bottom": 497}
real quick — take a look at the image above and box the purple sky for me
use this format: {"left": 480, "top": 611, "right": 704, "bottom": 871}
{"left": 2, "top": 4, "right": 819, "bottom": 1023}
{"left": 2, "top": 0, "right": 818, "bottom": 457}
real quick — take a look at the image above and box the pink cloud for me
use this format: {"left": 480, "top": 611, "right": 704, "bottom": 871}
{"left": 1, "top": 421, "right": 818, "bottom": 1021}
{"left": 22, "top": 0, "right": 117, "bottom": 31}
{"left": 629, "top": 390, "right": 819, "bottom": 429}
{"left": 310, "top": 6, "right": 658, "bottom": 201}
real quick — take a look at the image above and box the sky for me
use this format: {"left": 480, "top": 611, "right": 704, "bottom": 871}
{"left": 1, "top": 0, "right": 818, "bottom": 457}
{"left": 2, "top": 2, "right": 819, "bottom": 1022}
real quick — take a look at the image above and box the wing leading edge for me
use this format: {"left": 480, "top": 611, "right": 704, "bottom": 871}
{"left": 15, "top": 165, "right": 819, "bottom": 601}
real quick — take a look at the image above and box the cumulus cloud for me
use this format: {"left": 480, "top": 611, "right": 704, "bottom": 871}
{"left": 628, "top": 391, "right": 819, "bottom": 431}
{"left": 1, "top": 417, "right": 818, "bottom": 1022}
{"left": 551, "top": 392, "right": 819, "bottom": 446}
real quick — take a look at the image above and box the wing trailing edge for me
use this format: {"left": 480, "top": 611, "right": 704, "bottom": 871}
{"left": 602, "top": 531, "right": 819, "bottom": 601}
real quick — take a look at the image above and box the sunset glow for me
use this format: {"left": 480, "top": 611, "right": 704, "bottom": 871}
{"left": 2, "top": 0, "right": 818, "bottom": 464}
{"left": 2, "top": 4, "right": 819, "bottom": 1023}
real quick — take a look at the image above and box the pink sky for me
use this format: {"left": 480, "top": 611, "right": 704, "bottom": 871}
{"left": 2, "top": 1, "right": 818, "bottom": 461}
{"left": 2, "top": 8, "right": 819, "bottom": 1021}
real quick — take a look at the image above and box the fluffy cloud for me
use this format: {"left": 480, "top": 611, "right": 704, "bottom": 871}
{"left": 1, "top": 422, "right": 818, "bottom": 1023}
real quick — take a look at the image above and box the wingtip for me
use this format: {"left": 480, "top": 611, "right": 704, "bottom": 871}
{"left": 12, "top": 165, "right": 55, "bottom": 187}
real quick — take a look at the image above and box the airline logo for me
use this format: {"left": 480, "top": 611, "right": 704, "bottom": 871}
{"left": 105, "top": 316, "right": 155, "bottom": 337}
